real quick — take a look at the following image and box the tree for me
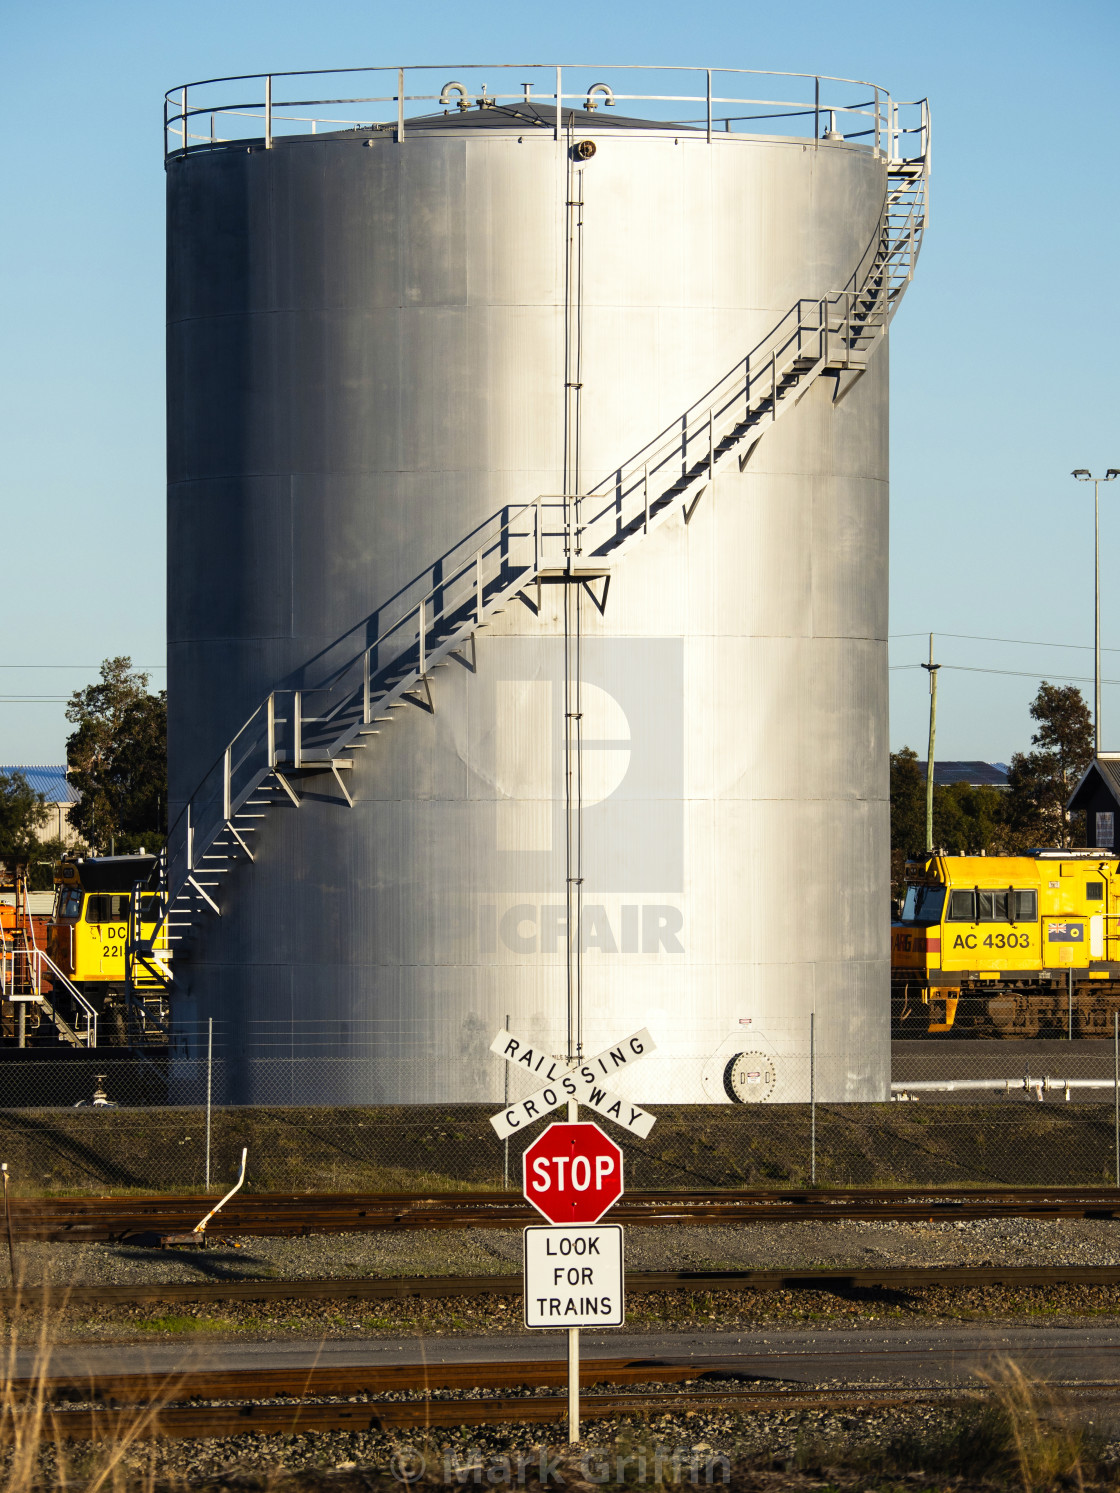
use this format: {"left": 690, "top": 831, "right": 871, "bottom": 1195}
{"left": 891, "top": 748, "right": 1018, "bottom": 901}
{"left": 1005, "top": 681, "right": 1093, "bottom": 849}
{"left": 0, "top": 771, "right": 48, "bottom": 860}
{"left": 890, "top": 747, "right": 926, "bottom": 859}
{"left": 65, "top": 658, "right": 167, "bottom": 854}
{"left": 931, "top": 781, "right": 1016, "bottom": 855}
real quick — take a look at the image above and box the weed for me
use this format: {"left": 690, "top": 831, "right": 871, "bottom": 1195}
{"left": 136, "top": 1312, "right": 234, "bottom": 1334}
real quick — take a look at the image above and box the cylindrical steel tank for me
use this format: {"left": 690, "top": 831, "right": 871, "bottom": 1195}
{"left": 166, "top": 71, "right": 916, "bottom": 1105}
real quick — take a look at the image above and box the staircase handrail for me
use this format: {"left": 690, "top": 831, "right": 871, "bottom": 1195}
{"left": 27, "top": 950, "right": 98, "bottom": 1048}
{"left": 164, "top": 112, "right": 927, "bottom": 909}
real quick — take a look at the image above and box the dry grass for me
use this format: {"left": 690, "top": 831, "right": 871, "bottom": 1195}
{"left": 978, "top": 1357, "right": 1095, "bottom": 1492}
{"left": 0, "top": 1283, "right": 178, "bottom": 1493}
{"left": 802, "top": 1356, "right": 1104, "bottom": 1490}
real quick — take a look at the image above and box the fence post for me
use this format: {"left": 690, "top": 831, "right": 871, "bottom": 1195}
{"left": 2, "top": 1165, "right": 14, "bottom": 1286}
{"left": 1114, "top": 1009, "right": 1118, "bottom": 1188}
{"left": 503, "top": 1011, "right": 511, "bottom": 1188}
{"left": 206, "top": 1018, "right": 213, "bottom": 1191}
{"left": 810, "top": 1011, "right": 816, "bottom": 1187}
{"left": 1069, "top": 968, "right": 1074, "bottom": 1040}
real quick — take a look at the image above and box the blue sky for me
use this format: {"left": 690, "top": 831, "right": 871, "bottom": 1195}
{"left": 1, "top": 0, "right": 1117, "bottom": 765}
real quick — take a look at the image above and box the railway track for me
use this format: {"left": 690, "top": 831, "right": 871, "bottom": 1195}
{"left": 9, "top": 1355, "right": 1086, "bottom": 1441}
{"left": 17, "top": 1355, "right": 1120, "bottom": 1441}
{"left": 13, "top": 1185, "right": 1120, "bottom": 1242}
{"left": 28, "top": 1386, "right": 967, "bottom": 1439}
{"left": 9, "top": 1261, "right": 1120, "bottom": 1312}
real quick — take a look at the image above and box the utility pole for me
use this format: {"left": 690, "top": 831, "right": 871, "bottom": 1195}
{"left": 921, "top": 634, "right": 941, "bottom": 856}
{"left": 1072, "top": 469, "right": 1119, "bottom": 756}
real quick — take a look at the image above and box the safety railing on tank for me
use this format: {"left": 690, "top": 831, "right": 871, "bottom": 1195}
{"left": 163, "top": 63, "right": 928, "bottom": 166}
{"left": 161, "top": 86, "right": 927, "bottom": 919}
{"left": 579, "top": 139, "right": 928, "bottom": 552}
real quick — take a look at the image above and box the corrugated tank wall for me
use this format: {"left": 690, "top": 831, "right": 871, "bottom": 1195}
{"left": 167, "top": 109, "right": 889, "bottom": 1104}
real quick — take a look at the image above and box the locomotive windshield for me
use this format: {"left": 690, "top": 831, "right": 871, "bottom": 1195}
{"left": 900, "top": 884, "right": 946, "bottom": 924}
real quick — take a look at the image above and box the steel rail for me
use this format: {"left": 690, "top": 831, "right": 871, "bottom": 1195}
{"left": 11, "top": 1185, "right": 1120, "bottom": 1242}
{"left": 11, "top": 1261, "right": 1120, "bottom": 1313}
{"left": 20, "top": 1361, "right": 1120, "bottom": 1440}
{"left": 30, "top": 1386, "right": 979, "bottom": 1440}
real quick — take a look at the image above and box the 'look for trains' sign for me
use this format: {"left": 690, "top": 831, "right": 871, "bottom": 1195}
{"left": 523, "top": 1223, "right": 624, "bottom": 1328}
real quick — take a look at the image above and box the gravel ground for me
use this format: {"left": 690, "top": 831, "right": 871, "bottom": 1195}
{"left": 26, "top": 1277, "right": 1120, "bottom": 1343}
{"left": 11, "top": 1221, "right": 1120, "bottom": 1484}
{"left": 8, "top": 1217, "right": 1120, "bottom": 1344}
{"left": 15, "top": 1390, "right": 1120, "bottom": 1490}
{"left": 18, "top": 1214, "right": 1120, "bottom": 1289}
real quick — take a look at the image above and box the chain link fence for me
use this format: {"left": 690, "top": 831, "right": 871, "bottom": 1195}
{"left": 0, "top": 1027, "right": 1118, "bottom": 1196}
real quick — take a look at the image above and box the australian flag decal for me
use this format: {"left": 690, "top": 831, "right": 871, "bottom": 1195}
{"left": 1048, "top": 922, "right": 1085, "bottom": 943}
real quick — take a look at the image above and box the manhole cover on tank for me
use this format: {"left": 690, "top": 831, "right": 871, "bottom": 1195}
{"left": 724, "top": 1051, "right": 776, "bottom": 1103}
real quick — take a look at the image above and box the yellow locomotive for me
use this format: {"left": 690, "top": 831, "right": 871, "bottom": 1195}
{"left": 47, "top": 854, "right": 171, "bottom": 1043}
{"left": 892, "top": 850, "right": 1120, "bottom": 1037}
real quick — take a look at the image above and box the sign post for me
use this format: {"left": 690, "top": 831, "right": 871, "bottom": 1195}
{"left": 493, "top": 1024, "right": 654, "bottom": 1445}
{"left": 522, "top": 1108, "right": 626, "bottom": 1442}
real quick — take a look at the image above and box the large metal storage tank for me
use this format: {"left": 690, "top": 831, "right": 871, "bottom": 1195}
{"left": 165, "top": 66, "right": 926, "bottom": 1105}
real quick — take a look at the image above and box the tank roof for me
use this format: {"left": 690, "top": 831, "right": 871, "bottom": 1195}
{"left": 395, "top": 103, "right": 699, "bottom": 134}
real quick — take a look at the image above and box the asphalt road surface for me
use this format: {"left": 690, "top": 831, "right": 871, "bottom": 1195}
{"left": 24, "top": 1326, "right": 1120, "bottom": 1388}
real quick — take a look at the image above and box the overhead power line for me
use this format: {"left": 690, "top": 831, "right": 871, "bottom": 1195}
{"left": 890, "top": 663, "right": 1120, "bottom": 686}
{"left": 0, "top": 664, "right": 166, "bottom": 669}
{"left": 890, "top": 630, "right": 1120, "bottom": 654}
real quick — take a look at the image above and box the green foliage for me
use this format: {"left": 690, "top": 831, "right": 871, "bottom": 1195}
{"left": 65, "top": 657, "right": 167, "bottom": 855}
{"left": 0, "top": 770, "right": 48, "bottom": 859}
{"left": 889, "top": 746, "right": 925, "bottom": 858}
{"left": 27, "top": 837, "right": 71, "bottom": 893}
{"left": 932, "top": 781, "right": 1014, "bottom": 855}
{"left": 892, "top": 681, "right": 1094, "bottom": 866}
{"left": 891, "top": 750, "right": 1008, "bottom": 861}
{"left": 1005, "top": 681, "right": 1093, "bottom": 849}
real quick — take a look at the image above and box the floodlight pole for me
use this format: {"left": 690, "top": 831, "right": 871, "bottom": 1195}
{"left": 1073, "top": 469, "right": 1120, "bottom": 756}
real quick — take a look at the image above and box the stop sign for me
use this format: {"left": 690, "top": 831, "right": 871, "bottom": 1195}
{"left": 522, "top": 1121, "right": 624, "bottom": 1224}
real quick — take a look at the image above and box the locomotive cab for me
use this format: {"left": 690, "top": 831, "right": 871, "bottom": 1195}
{"left": 48, "top": 854, "right": 171, "bottom": 1044}
{"left": 893, "top": 851, "right": 1120, "bottom": 1037}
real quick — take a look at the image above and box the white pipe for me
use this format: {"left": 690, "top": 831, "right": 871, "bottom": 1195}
{"left": 192, "top": 1147, "right": 247, "bottom": 1236}
{"left": 891, "top": 1077, "right": 1116, "bottom": 1093}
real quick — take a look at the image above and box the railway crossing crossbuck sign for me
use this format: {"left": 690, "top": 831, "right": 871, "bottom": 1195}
{"left": 489, "top": 1026, "right": 657, "bottom": 1139}
{"left": 523, "top": 1121, "right": 624, "bottom": 1225}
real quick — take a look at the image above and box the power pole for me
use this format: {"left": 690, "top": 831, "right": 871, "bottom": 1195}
{"left": 921, "top": 634, "right": 941, "bottom": 856}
